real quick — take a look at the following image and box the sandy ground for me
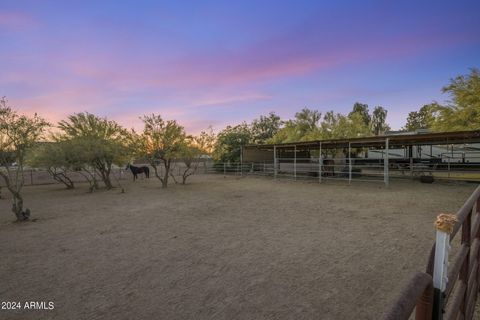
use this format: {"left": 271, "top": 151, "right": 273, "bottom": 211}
{"left": 0, "top": 175, "right": 477, "bottom": 320}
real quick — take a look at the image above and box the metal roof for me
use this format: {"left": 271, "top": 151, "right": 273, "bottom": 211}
{"left": 244, "top": 130, "right": 480, "bottom": 149}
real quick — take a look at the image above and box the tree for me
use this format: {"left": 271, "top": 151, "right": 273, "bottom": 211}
{"left": 269, "top": 108, "right": 321, "bottom": 143}
{"left": 213, "top": 123, "right": 251, "bottom": 162}
{"left": 434, "top": 68, "right": 480, "bottom": 131}
{"left": 403, "top": 69, "right": 480, "bottom": 132}
{"left": 371, "top": 106, "right": 390, "bottom": 135}
{"left": 403, "top": 103, "right": 439, "bottom": 131}
{"left": 0, "top": 97, "right": 49, "bottom": 221}
{"left": 137, "top": 114, "right": 187, "bottom": 188}
{"left": 321, "top": 111, "right": 370, "bottom": 140}
{"left": 349, "top": 102, "right": 371, "bottom": 127}
{"left": 293, "top": 108, "right": 321, "bottom": 133}
{"left": 58, "top": 113, "right": 130, "bottom": 189}
{"left": 250, "top": 112, "right": 282, "bottom": 144}
{"left": 173, "top": 128, "right": 216, "bottom": 185}
{"left": 28, "top": 141, "right": 76, "bottom": 189}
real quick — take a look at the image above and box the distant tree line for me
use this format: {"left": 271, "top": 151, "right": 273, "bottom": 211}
{"left": 214, "top": 68, "right": 480, "bottom": 162}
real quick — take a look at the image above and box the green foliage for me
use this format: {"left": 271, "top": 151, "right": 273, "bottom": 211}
{"left": 28, "top": 141, "right": 77, "bottom": 189}
{"left": 433, "top": 68, "right": 480, "bottom": 131}
{"left": 250, "top": 112, "right": 282, "bottom": 144}
{"left": 349, "top": 102, "right": 371, "bottom": 127}
{"left": 138, "top": 114, "right": 187, "bottom": 188}
{"left": 0, "top": 97, "right": 50, "bottom": 220}
{"left": 269, "top": 108, "right": 321, "bottom": 143}
{"left": 213, "top": 123, "right": 252, "bottom": 162}
{"left": 403, "top": 68, "right": 480, "bottom": 132}
{"left": 57, "top": 112, "right": 130, "bottom": 189}
{"left": 371, "top": 106, "right": 390, "bottom": 135}
{"left": 320, "top": 111, "right": 371, "bottom": 139}
{"left": 403, "top": 103, "right": 440, "bottom": 131}
{"left": 269, "top": 104, "right": 384, "bottom": 144}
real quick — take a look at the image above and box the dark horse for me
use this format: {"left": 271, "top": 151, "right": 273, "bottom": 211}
{"left": 126, "top": 163, "right": 150, "bottom": 181}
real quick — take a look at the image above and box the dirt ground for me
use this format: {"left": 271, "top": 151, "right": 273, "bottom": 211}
{"left": 0, "top": 175, "right": 477, "bottom": 320}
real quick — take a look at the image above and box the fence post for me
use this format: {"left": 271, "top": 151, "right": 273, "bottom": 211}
{"left": 432, "top": 214, "right": 457, "bottom": 320}
{"left": 319, "top": 142, "right": 322, "bottom": 183}
{"left": 30, "top": 169, "right": 33, "bottom": 185}
{"left": 294, "top": 145, "right": 297, "bottom": 181}
{"left": 416, "top": 282, "right": 434, "bottom": 320}
{"left": 348, "top": 142, "right": 352, "bottom": 184}
{"left": 384, "top": 138, "right": 389, "bottom": 187}
{"left": 223, "top": 163, "right": 226, "bottom": 177}
{"left": 240, "top": 147, "right": 243, "bottom": 177}
{"left": 274, "top": 145, "right": 277, "bottom": 179}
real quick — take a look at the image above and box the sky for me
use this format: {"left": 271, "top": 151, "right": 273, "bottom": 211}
{"left": 1, "top": 0, "right": 479, "bottom": 134}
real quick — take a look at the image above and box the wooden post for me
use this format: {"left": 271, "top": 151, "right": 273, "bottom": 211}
{"left": 223, "top": 162, "right": 226, "bottom": 177}
{"left": 459, "top": 211, "right": 471, "bottom": 318}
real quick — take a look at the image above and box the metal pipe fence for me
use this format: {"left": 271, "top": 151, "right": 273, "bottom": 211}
{"left": 205, "top": 158, "right": 388, "bottom": 184}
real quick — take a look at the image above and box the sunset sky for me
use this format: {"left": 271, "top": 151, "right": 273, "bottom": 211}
{"left": 1, "top": 0, "right": 479, "bottom": 133}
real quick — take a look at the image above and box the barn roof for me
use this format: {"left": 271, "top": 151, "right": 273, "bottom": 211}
{"left": 244, "top": 130, "right": 480, "bottom": 149}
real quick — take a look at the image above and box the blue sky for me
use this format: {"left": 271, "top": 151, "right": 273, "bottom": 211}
{"left": 1, "top": 0, "right": 479, "bottom": 133}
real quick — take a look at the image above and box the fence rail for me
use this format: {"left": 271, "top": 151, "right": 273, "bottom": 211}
{"left": 0, "top": 168, "right": 129, "bottom": 187}
{"left": 383, "top": 185, "right": 480, "bottom": 320}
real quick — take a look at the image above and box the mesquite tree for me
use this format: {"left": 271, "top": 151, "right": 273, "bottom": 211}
{"left": 58, "top": 113, "right": 130, "bottom": 189}
{"left": 138, "top": 114, "right": 186, "bottom": 188}
{"left": 0, "top": 97, "right": 49, "bottom": 221}
{"left": 173, "top": 128, "right": 215, "bottom": 185}
{"left": 28, "top": 141, "right": 76, "bottom": 189}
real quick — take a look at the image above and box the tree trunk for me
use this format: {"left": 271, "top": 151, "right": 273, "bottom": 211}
{"left": 12, "top": 192, "right": 29, "bottom": 221}
{"left": 0, "top": 169, "right": 29, "bottom": 221}
{"left": 98, "top": 167, "right": 113, "bottom": 189}
{"left": 48, "top": 168, "right": 75, "bottom": 189}
{"left": 103, "top": 174, "right": 113, "bottom": 189}
{"left": 162, "top": 160, "right": 170, "bottom": 188}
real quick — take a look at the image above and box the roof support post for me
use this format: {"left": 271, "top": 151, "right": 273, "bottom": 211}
{"left": 240, "top": 146, "right": 243, "bottom": 177}
{"left": 294, "top": 145, "right": 297, "bottom": 181}
{"left": 319, "top": 142, "right": 322, "bottom": 183}
{"left": 348, "top": 142, "right": 352, "bottom": 184}
{"left": 274, "top": 145, "right": 277, "bottom": 179}
{"left": 384, "top": 138, "right": 389, "bottom": 187}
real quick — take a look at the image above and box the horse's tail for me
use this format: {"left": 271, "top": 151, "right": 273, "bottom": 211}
{"left": 145, "top": 167, "right": 150, "bottom": 178}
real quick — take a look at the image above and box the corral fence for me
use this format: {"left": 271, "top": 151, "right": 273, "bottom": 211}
{"left": 204, "top": 158, "right": 480, "bottom": 185}
{"left": 383, "top": 185, "right": 480, "bottom": 320}
{"left": 0, "top": 168, "right": 129, "bottom": 187}
{"left": 0, "top": 161, "right": 213, "bottom": 188}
